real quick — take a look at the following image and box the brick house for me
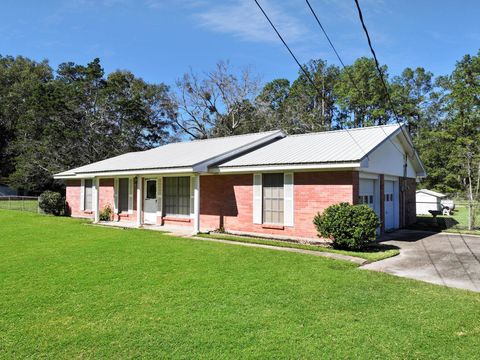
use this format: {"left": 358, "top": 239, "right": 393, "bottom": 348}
{"left": 54, "top": 124, "right": 426, "bottom": 240}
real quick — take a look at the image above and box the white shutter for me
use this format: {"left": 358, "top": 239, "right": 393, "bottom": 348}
{"left": 253, "top": 173, "right": 262, "bottom": 224}
{"left": 190, "top": 176, "right": 195, "bottom": 218}
{"left": 113, "top": 178, "right": 119, "bottom": 214}
{"left": 128, "top": 177, "right": 134, "bottom": 214}
{"left": 80, "top": 179, "right": 85, "bottom": 211}
{"left": 157, "top": 177, "right": 163, "bottom": 216}
{"left": 283, "top": 173, "right": 294, "bottom": 227}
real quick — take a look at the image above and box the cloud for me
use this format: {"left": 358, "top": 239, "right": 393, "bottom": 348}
{"left": 195, "top": 0, "right": 308, "bottom": 44}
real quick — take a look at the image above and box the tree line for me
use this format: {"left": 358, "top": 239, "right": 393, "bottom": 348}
{"left": 0, "top": 51, "right": 479, "bottom": 221}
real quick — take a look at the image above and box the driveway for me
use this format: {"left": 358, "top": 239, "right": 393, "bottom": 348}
{"left": 362, "top": 230, "right": 480, "bottom": 292}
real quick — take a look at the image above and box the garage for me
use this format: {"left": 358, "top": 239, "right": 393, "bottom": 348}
{"left": 384, "top": 179, "right": 400, "bottom": 231}
{"left": 359, "top": 177, "right": 380, "bottom": 218}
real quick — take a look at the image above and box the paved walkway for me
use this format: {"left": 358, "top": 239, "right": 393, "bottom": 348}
{"left": 362, "top": 230, "right": 480, "bottom": 292}
{"left": 191, "top": 236, "right": 366, "bottom": 264}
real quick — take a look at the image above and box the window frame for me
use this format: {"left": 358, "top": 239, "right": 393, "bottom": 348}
{"left": 84, "top": 179, "right": 93, "bottom": 211}
{"left": 262, "top": 173, "right": 285, "bottom": 225}
{"left": 163, "top": 176, "right": 190, "bottom": 217}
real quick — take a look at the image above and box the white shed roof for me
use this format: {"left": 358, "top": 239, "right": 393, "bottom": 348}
{"left": 218, "top": 124, "right": 401, "bottom": 168}
{"left": 55, "top": 130, "right": 284, "bottom": 177}
{"left": 416, "top": 189, "right": 446, "bottom": 198}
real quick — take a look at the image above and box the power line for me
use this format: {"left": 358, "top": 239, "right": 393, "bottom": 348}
{"left": 305, "top": 0, "right": 406, "bottom": 157}
{"left": 353, "top": 0, "right": 416, "bottom": 158}
{"left": 253, "top": 0, "right": 369, "bottom": 157}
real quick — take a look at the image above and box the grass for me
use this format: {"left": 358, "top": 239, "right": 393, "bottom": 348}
{"left": 197, "top": 232, "right": 399, "bottom": 262}
{"left": 1, "top": 210, "right": 480, "bottom": 359}
{"left": 0, "top": 199, "right": 38, "bottom": 213}
{"left": 411, "top": 205, "right": 480, "bottom": 236}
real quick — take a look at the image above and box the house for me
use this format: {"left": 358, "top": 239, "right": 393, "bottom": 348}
{"left": 54, "top": 124, "right": 426, "bottom": 240}
{"left": 0, "top": 184, "right": 18, "bottom": 196}
{"left": 416, "top": 189, "right": 447, "bottom": 215}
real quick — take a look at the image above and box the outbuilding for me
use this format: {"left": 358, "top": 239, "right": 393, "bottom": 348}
{"left": 54, "top": 124, "right": 426, "bottom": 240}
{"left": 415, "top": 189, "right": 447, "bottom": 215}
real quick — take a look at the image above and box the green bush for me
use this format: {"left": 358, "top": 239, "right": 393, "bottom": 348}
{"left": 313, "top": 202, "right": 380, "bottom": 250}
{"left": 99, "top": 204, "right": 113, "bottom": 221}
{"left": 39, "top": 191, "right": 64, "bottom": 216}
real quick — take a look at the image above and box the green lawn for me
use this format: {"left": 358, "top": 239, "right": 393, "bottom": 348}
{"left": 1, "top": 210, "right": 479, "bottom": 359}
{"left": 197, "top": 232, "right": 399, "bottom": 262}
{"left": 412, "top": 205, "right": 480, "bottom": 235}
{"left": 0, "top": 199, "right": 38, "bottom": 213}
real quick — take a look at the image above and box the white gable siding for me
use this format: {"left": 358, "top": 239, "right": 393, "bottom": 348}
{"left": 364, "top": 136, "right": 416, "bottom": 178}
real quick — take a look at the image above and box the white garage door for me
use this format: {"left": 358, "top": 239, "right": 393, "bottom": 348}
{"left": 384, "top": 180, "right": 395, "bottom": 230}
{"left": 359, "top": 179, "right": 375, "bottom": 210}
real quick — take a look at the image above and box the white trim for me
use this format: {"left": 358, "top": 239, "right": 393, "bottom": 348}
{"left": 384, "top": 175, "right": 399, "bottom": 182}
{"left": 113, "top": 178, "right": 119, "bottom": 214}
{"left": 156, "top": 176, "right": 163, "bottom": 216}
{"left": 283, "top": 173, "right": 294, "bottom": 227}
{"left": 128, "top": 177, "right": 134, "bottom": 214}
{"left": 253, "top": 173, "right": 262, "bottom": 224}
{"left": 54, "top": 167, "right": 195, "bottom": 179}
{"left": 136, "top": 175, "right": 142, "bottom": 227}
{"left": 80, "top": 179, "right": 85, "bottom": 211}
{"left": 189, "top": 176, "right": 195, "bottom": 218}
{"left": 93, "top": 177, "right": 100, "bottom": 223}
{"left": 214, "top": 162, "right": 362, "bottom": 174}
{"left": 359, "top": 172, "right": 380, "bottom": 180}
{"left": 192, "top": 175, "right": 200, "bottom": 234}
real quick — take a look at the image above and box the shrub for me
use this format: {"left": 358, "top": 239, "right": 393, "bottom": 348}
{"left": 39, "top": 191, "right": 64, "bottom": 216}
{"left": 313, "top": 202, "right": 380, "bottom": 250}
{"left": 99, "top": 204, "right": 113, "bottom": 221}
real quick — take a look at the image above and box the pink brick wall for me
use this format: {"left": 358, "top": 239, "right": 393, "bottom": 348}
{"left": 200, "top": 171, "right": 358, "bottom": 239}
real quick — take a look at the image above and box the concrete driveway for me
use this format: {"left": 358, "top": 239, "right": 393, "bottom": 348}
{"left": 362, "top": 230, "right": 480, "bottom": 292}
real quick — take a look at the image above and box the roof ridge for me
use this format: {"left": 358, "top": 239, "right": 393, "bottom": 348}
{"left": 286, "top": 124, "right": 400, "bottom": 138}
{"left": 162, "top": 129, "right": 282, "bottom": 147}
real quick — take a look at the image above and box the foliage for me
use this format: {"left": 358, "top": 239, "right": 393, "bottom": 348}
{"left": 1, "top": 56, "right": 176, "bottom": 193}
{"left": 1, "top": 210, "right": 480, "bottom": 359}
{"left": 38, "top": 190, "right": 64, "bottom": 215}
{"left": 198, "top": 233, "right": 399, "bottom": 262}
{"left": 99, "top": 204, "right": 113, "bottom": 221}
{"left": 313, "top": 202, "right": 380, "bottom": 250}
{"left": 172, "top": 60, "right": 260, "bottom": 139}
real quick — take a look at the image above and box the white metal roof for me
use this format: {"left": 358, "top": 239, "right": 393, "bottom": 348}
{"left": 55, "top": 130, "right": 284, "bottom": 177}
{"left": 217, "top": 124, "right": 401, "bottom": 168}
{"left": 416, "top": 189, "right": 446, "bottom": 198}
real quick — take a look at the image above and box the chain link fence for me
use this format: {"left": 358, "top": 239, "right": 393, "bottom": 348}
{"left": 0, "top": 196, "right": 40, "bottom": 213}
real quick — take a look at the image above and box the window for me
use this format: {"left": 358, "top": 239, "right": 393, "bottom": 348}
{"left": 146, "top": 180, "right": 156, "bottom": 199}
{"left": 358, "top": 195, "right": 374, "bottom": 207}
{"left": 263, "top": 173, "right": 284, "bottom": 224}
{"left": 163, "top": 176, "right": 190, "bottom": 216}
{"left": 84, "top": 179, "right": 93, "bottom": 211}
{"left": 118, "top": 178, "right": 129, "bottom": 213}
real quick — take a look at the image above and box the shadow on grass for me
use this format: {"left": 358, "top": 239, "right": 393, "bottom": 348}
{"left": 409, "top": 215, "right": 459, "bottom": 233}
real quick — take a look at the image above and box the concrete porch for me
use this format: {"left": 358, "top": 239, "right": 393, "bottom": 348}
{"left": 97, "top": 220, "right": 194, "bottom": 237}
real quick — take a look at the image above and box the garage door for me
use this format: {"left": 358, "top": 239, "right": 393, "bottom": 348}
{"left": 384, "top": 180, "right": 395, "bottom": 230}
{"left": 359, "top": 179, "right": 375, "bottom": 210}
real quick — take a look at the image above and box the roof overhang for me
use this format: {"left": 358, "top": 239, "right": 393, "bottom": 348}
{"left": 54, "top": 167, "right": 195, "bottom": 179}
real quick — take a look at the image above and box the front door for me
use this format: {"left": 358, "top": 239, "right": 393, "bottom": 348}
{"left": 384, "top": 180, "right": 395, "bottom": 230}
{"left": 144, "top": 179, "right": 157, "bottom": 225}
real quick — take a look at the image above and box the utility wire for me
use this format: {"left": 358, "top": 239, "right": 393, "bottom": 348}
{"left": 305, "top": 0, "right": 405, "bottom": 158}
{"left": 253, "top": 0, "right": 369, "bottom": 157}
{"left": 353, "top": 0, "right": 417, "bottom": 160}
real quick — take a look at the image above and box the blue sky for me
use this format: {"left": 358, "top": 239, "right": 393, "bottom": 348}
{"left": 2, "top": 0, "right": 479, "bottom": 86}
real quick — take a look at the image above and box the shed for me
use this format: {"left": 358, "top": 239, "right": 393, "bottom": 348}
{"left": 416, "top": 189, "right": 446, "bottom": 215}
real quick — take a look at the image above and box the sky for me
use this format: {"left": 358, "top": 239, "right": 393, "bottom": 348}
{"left": 1, "top": 0, "right": 479, "bottom": 87}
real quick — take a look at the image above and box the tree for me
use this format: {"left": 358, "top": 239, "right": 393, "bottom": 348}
{"left": 172, "top": 61, "right": 261, "bottom": 139}
{"left": 282, "top": 60, "right": 340, "bottom": 133}
{"left": 334, "top": 57, "right": 391, "bottom": 127}
{"left": 8, "top": 58, "right": 176, "bottom": 193}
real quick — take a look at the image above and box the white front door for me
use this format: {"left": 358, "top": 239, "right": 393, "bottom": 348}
{"left": 384, "top": 180, "right": 395, "bottom": 230}
{"left": 144, "top": 179, "right": 157, "bottom": 225}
